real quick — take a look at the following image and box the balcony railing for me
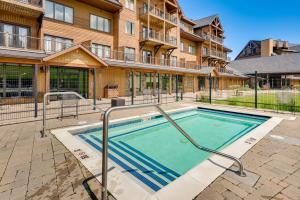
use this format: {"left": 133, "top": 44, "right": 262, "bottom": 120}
{"left": 198, "top": 33, "right": 223, "bottom": 44}
{"left": 140, "top": 30, "right": 165, "bottom": 43}
{"left": 165, "top": 35, "right": 177, "bottom": 46}
{"left": 140, "top": 30, "right": 177, "bottom": 47}
{"left": 88, "top": 47, "right": 201, "bottom": 71}
{"left": 13, "top": 0, "right": 43, "bottom": 7}
{"left": 139, "top": 5, "right": 177, "bottom": 25}
{"left": 202, "top": 48, "right": 228, "bottom": 60}
{"left": 0, "top": 32, "right": 74, "bottom": 53}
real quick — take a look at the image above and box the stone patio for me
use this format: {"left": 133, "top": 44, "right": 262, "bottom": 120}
{"left": 0, "top": 103, "right": 299, "bottom": 200}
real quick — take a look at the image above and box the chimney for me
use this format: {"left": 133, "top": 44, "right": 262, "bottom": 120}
{"left": 261, "top": 39, "right": 273, "bottom": 57}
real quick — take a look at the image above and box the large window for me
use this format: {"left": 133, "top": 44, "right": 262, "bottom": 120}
{"left": 91, "top": 43, "right": 111, "bottom": 58}
{"left": 125, "top": 0, "right": 135, "bottom": 10}
{"left": 44, "top": 35, "right": 73, "bottom": 52}
{"left": 125, "top": 21, "right": 135, "bottom": 35}
{"left": 50, "top": 67, "right": 89, "bottom": 98}
{"left": 0, "top": 63, "right": 34, "bottom": 98}
{"left": 124, "top": 47, "right": 135, "bottom": 61}
{"left": 90, "top": 14, "right": 111, "bottom": 33}
{"left": 45, "top": 1, "right": 73, "bottom": 23}
{"left": 0, "top": 23, "right": 29, "bottom": 49}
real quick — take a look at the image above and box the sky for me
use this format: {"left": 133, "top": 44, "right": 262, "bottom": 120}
{"left": 178, "top": 0, "right": 300, "bottom": 59}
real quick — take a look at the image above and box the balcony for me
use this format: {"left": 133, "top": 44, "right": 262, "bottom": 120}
{"left": 88, "top": 47, "right": 201, "bottom": 71}
{"left": 0, "top": 0, "right": 44, "bottom": 18}
{"left": 0, "top": 32, "right": 74, "bottom": 53}
{"left": 140, "top": 30, "right": 177, "bottom": 49}
{"left": 199, "top": 33, "right": 223, "bottom": 44}
{"left": 139, "top": 5, "right": 177, "bottom": 28}
{"left": 202, "top": 48, "right": 228, "bottom": 61}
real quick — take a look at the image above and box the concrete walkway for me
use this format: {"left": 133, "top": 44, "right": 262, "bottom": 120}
{"left": 0, "top": 103, "right": 299, "bottom": 200}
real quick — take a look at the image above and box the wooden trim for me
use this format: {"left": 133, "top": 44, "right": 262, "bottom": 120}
{"left": 42, "top": 44, "right": 108, "bottom": 67}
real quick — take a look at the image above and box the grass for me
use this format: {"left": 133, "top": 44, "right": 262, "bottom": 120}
{"left": 199, "top": 93, "right": 300, "bottom": 112}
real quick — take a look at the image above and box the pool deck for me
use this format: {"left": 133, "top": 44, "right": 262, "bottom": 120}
{"left": 0, "top": 102, "right": 299, "bottom": 200}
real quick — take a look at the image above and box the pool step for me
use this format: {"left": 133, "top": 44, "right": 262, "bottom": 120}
{"left": 79, "top": 134, "right": 180, "bottom": 192}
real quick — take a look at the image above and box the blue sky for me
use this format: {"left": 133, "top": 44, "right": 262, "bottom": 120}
{"left": 178, "top": 0, "right": 300, "bottom": 59}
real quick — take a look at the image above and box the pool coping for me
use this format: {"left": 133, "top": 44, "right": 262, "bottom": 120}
{"left": 51, "top": 105, "right": 283, "bottom": 200}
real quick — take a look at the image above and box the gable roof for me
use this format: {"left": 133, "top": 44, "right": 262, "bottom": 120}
{"left": 193, "top": 14, "right": 218, "bottom": 29}
{"left": 229, "top": 53, "right": 300, "bottom": 75}
{"left": 290, "top": 44, "right": 300, "bottom": 52}
{"left": 43, "top": 44, "right": 108, "bottom": 67}
{"left": 235, "top": 40, "right": 261, "bottom": 60}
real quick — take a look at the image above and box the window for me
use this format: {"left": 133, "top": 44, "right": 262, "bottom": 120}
{"left": 44, "top": 35, "right": 73, "bottom": 52}
{"left": 160, "top": 54, "right": 166, "bottom": 65}
{"left": 90, "top": 14, "right": 111, "bottom": 33}
{"left": 124, "top": 47, "right": 135, "bottom": 61}
{"left": 171, "top": 56, "right": 177, "bottom": 67}
{"left": 45, "top": 1, "right": 73, "bottom": 23}
{"left": 142, "top": 50, "right": 152, "bottom": 64}
{"left": 0, "top": 63, "right": 34, "bottom": 98}
{"left": 0, "top": 23, "right": 29, "bottom": 49}
{"left": 125, "top": 0, "right": 135, "bottom": 10}
{"left": 188, "top": 45, "right": 196, "bottom": 54}
{"left": 180, "top": 42, "right": 184, "bottom": 52}
{"left": 125, "top": 21, "right": 135, "bottom": 35}
{"left": 91, "top": 43, "right": 111, "bottom": 58}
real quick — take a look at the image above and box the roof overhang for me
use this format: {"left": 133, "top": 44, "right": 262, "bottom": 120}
{"left": 180, "top": 29, "right": 204, "bottom": 42}
{"left": 76, "top": 0, "right": 122, "bottom": 12}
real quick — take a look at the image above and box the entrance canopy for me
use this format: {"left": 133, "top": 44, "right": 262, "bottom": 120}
{"left": 43, "top": 45, "right": 108, "bottom": 68}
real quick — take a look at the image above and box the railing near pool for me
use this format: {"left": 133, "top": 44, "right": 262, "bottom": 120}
{"left": 101, "top": 104, "right": 246, "bottom": 200}
{"left": 41, "top": 91, "right": 105, "bottom": 137}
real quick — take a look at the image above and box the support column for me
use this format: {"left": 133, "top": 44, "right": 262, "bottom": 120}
{"left": 131, "top": 71, "right": 135, "bottom": 105}
{"left": 176, "top": 75, "right": 179, "bottom": 101}
{"left": 157, "top": 73, "right": 160, "bottom": 103}
{"left": 34, "top": 64, "right": 39, "bottom": 117}
{"left": 93, "top": 68, "right": 96, "bottom": 109}
{"left": 153, "top": 73, "right": 157, "bottom": 96}
{"left": 169, "top": 75, "right": 172, "bottom": 94}
{"left": 193, "top": 76, "right": 197, "bottom": 93}
{"left": 45, "top": 65, "right": 50, "bottom": 94}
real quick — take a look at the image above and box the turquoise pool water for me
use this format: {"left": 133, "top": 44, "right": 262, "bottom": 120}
{"left": 77, "top": 108, "right": 268, "bottom": 192}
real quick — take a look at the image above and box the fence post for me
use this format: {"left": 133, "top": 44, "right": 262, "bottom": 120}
{"left": 34, "top": 64, "right": 38, "bottom": 117}
{"left": 131, "top": 71, "right": 134, "bottom": 105}
{"left": 255, "top": 71, "right": 258, "bottom": 109}
{"left": 209, "top": 74, "right": 212, "bottom": 104}
{"left": 157, "top": 73, "right": 160, "bottom": 103}
{"left": 176, "top": 75, "right": 179, "bottom": 101}
{"left": 93, "top": 68, "right": 96, "bottom": 110}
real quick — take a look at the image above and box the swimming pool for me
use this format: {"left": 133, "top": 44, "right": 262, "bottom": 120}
{"left": 76, "top": 108, "right": 268, "bottom": 192}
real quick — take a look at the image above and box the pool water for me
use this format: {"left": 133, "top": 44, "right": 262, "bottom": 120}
{"left": 78, "top": 108, "right": 268, "bottom": 192}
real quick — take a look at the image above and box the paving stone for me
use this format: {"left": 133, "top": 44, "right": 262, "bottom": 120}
{"left": 219, "top": 179, "right": 248, "bottom": 198}
{"left": 267, "top": 160, "right": 298, "bottom": 174}
{"left": 10, "top": 185, "right": 27, "bottom": 200}
{"left": 0, "top": 190, "right": 11, "bottom": 200}
{"left": 195, "top": 187, "right": 224, "bottom": 200}
{"left": 272, "top": 193, "right": 293, "bottom": 200}
{"left": 250, "top": 180, "right": 283, "bottom": 200}
{"left": 281, "top": 185, "right": 300, "bottom": 200}
{"left": 222, "top": 190, "right": 242, "bottom": 200}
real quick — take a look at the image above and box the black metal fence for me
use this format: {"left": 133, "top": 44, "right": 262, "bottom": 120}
{"left": 197, "top": 71, "right": 300, "bottom": 113}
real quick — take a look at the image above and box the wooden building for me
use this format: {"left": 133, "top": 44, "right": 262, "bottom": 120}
{"left": 0, "top": 0, "right": 246, "bottom": 101}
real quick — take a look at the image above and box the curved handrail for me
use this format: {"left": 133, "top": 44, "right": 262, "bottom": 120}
{"left": 42, "top": 92, "right": 104, "bottom": 137}
{"left": 101, "top": 104, "right": 246, "bottom": 200}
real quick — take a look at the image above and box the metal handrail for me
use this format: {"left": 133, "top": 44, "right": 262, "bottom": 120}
{"left": 101, "top": 104, "right": 246, "bottom": 200}
{"left": 42, "top": 92, "right": 104, "bottom": 137}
